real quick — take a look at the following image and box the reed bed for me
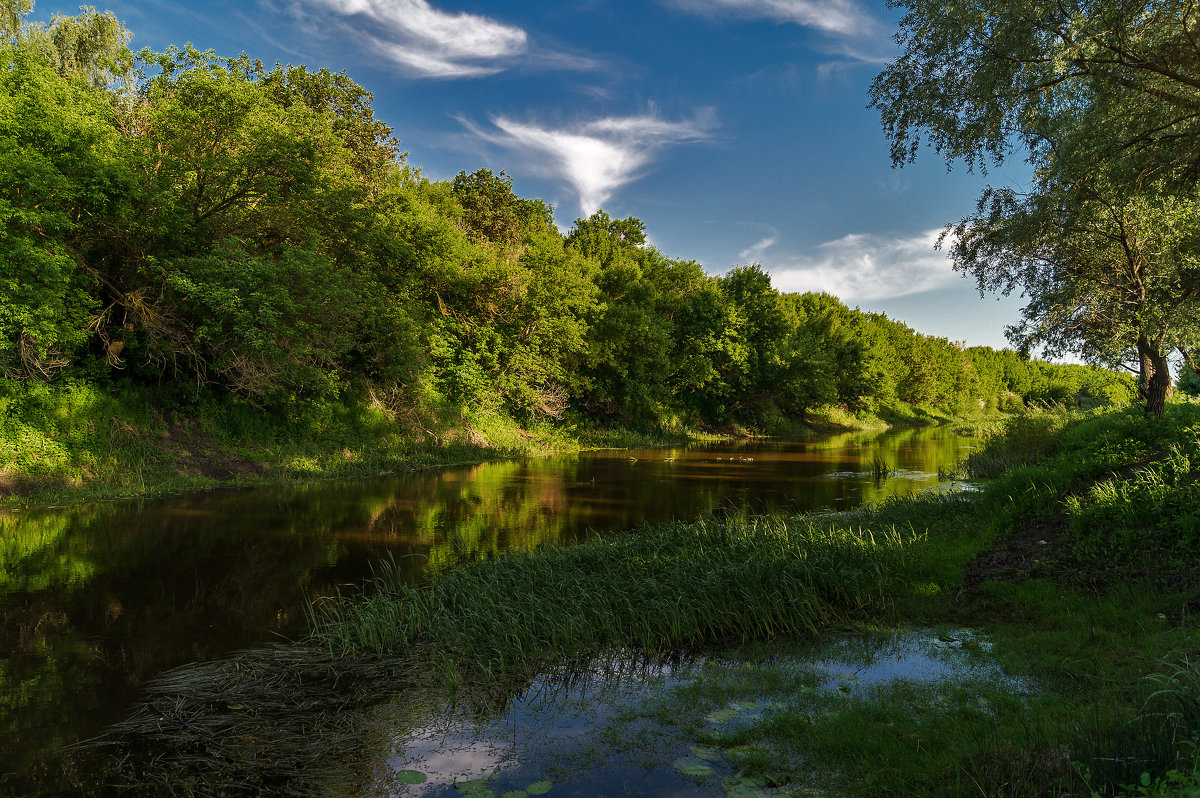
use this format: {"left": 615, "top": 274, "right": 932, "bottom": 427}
{"left": 308, "top": 515, "right": 926, "bottom": 675}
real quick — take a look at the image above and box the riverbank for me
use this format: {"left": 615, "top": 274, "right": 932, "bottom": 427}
{"left": 293, "top": 401, "right": 1198, "bottom": 796}
{"left": 24, "top": 402, "right": 1197, "bottom": 796}
{"left": 0, "top": 377, "right": 1002, "bottom": 509}
{"left": 0, "top": 379, "right": 738, "bottom": 508}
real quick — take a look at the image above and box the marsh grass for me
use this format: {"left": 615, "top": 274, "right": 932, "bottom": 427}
{"left": 964, "top": 405, "right": 1073, "bottom": 478}
{"left": 307, "top": 515, "right": 930, "bottom": 675}
{"left": 871, "top": 455, "right": 893, "bottom": 483}
{"left": 1057, "top": 655, "right": 1200, "bottom": 797}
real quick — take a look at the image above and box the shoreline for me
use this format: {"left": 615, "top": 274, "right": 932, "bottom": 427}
{"left": 0, "top": 387, "right": 998, "bottom": 510}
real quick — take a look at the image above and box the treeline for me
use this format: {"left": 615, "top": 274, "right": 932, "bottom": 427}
{"left": 0, "top": 7, "right": 1132, "bottom": 432}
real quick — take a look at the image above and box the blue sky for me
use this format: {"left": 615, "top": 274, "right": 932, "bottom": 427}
{"left": 38, "top": 0, "right": 1037, "bottom": 350}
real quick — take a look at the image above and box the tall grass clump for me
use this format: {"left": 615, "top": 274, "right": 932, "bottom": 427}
{"left": 307, "top": 515, "right": 925, "bottom": 676}
{"left": 964, "top": 404, "right": 1073, "bottom": 478}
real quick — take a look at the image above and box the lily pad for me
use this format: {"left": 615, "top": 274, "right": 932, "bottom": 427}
{"left": 691, "top": 745, "right": 722, "bottom": 761}
{"left": 456, "top": 779, "right": 491, "bottom": 794}
{"left": 525, "top": 781, "right": 553, "bottom": 795}
{"left": 673, "top": 757, "right": 716, "bottom": 777}
{"left": 395, "top": 769, "right": 428, "bottom": 784}
{"left": 705, "top": 707, "right": 741, "bottom": 723}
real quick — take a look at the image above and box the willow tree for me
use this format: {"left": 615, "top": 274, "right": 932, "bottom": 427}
{"left": 870, "top": 0, "right": 1200, "bottom": 416}
{"left": 950, "top": 181, "right": 1200, "bottom": 417}
{"left": 3, "top": 0, "right": 132, "bottom": 88}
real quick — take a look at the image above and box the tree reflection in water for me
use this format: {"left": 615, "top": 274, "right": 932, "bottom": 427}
{"left": 0, "top": 426, "right": 971, "bottom": 790}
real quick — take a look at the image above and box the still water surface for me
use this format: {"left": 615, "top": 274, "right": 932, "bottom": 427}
{"left": 0, "top": 426, "right": 972, "bottom": 782}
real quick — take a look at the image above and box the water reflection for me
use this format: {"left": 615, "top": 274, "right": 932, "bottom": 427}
{"left": 361, "top": 629, "right": 1025, "bottom": 798}
{"left": 0, "top": 426, "right": 971, "bottom": 784}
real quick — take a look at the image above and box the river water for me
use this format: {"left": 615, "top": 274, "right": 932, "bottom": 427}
{"left": 0, "top": 426, "right": 973, "bottom": 787}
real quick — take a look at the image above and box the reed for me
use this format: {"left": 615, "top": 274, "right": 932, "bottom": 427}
{"left": 307, "top": 515, "right": 925, "bottom": 676}
{"left": 871, "top": 455, "right": 892, "bottom": 482}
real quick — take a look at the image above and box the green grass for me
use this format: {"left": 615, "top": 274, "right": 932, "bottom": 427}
{"left": 308, "top": 513, "right": 936, "bottom": 674}
{"left": 302, "top": 400, "right": 1200, "bottom": 796}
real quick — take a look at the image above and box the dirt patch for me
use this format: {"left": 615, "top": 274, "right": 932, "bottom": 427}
{"left": 960, "top": 518, "right": 1068, "bottom": 593}
{"left": 960, "top": 507, "right": 1200, "bottom": 603}
{"left": 157, "top": 420, "right": 267, "bottom": 481}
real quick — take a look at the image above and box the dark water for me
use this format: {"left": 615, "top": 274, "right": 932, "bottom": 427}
{"left": 0, "top": 426, "right": 973, "bottom": 784}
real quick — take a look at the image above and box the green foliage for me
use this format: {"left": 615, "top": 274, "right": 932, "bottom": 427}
{"left": 0, "top": 2, "right": 1139, "bottom": 489}
{"left": 451, "top": 168, "right": 552, "bottom": 245}
{"left": 871, "top": 0, "right": 1200, "bottom": 418}
{"left": 5, "top": 1, "right": 133, "bottom": 88}
{"left": 0, "top": 43, "right": 123, "bottom": 377}
{"left": 308, "top": 512, "right": 924, "bottom": 670}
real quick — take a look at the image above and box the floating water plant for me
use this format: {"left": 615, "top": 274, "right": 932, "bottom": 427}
{"left": 673, "top": 757, "right": 716, "bottom": 777}
{"left": 395, "top": 769, "right": 428, "bottom": 784}
{"left": 706, "top": 707, "right": 742, "bottom": 724}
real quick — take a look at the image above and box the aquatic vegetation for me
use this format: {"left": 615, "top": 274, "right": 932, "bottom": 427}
{"left": 37, "top": 403, "right": 1200, "bottom": 796}
{"left": 308, "top": 514, "right": 930, "bottom": 673}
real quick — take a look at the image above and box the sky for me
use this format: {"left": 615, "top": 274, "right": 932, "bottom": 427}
{"left": 37, "top": 0, "right": 1040, "bottom": 351}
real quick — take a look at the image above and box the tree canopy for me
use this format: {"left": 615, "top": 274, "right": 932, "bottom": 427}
{"left": 871, "top": 0, "right": 1200, "bottom": 417}
{"left": 0, "top": 1, "right": 1135, "bottom": 428}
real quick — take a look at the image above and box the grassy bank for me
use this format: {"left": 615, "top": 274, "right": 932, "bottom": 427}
{"left": 0, "top": 378, "right": 738, "bottom": 507}
{"left": 0, "top": 377, "right": 1013, "bottom": 508}
{"left": 304, "top": 402, "right": 1200, "bottom": 796}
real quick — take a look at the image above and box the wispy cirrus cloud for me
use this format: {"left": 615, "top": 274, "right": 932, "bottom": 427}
{"left": 753, "top": 229, "right": 962, "bottom": 301}
{"left": 665, "top": 0, "right": 881, "bottom": 37}
{"left": 458, "top": 109, "right": 718, "bottom": 215}
{"left": 739, "top": 231, "right": 778, "bottom": 261}
{"left": 666, "top": 0, "right": 891, "bottom": 64}
{"left": 300, "top": 0, "right": 536, "bottom": 78}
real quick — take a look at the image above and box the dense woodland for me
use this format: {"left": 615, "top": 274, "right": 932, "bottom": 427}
{"left": 1, "top": 4, "right": 1134, "bottom": 439}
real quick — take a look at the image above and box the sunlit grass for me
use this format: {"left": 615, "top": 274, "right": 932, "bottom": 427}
{"left": 307, "top": 514, "right": 937, "bottom": 674}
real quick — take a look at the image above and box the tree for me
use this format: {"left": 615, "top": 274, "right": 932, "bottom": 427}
{"left": 4, "top": 1, "right": 132, "bottom": 89}
{"left": 951, "top": 179, "right": 1200, "bottom": 417}
{"left": 0, "top": 36, "right": 126, "bottom": 378}
{"left": 869, "top": 0, "right": 1200, "bottom": 183}
{"left": 450, "top": 168, "right": 552, "bottom": 245}
{"left": 870, "top": 0, "right": 1200, "bottom": 417}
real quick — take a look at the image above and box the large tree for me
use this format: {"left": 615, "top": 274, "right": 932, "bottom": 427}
{"left": 951, "top": 178, "right": 1200, "bottom": 417}
{"left": 869, "top": 0, "right": 1200, "bottom": 181}
{"left": 870, "top": 0, "right": 1200, "bottom": 416}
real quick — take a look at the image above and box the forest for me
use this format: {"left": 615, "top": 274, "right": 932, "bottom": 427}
{"left": 1, "top": 3, "right": 1135, "bottom": 460}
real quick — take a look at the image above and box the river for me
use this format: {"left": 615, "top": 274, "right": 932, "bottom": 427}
{"left": 0, "top": 425, "right": 974, "bottom": 789}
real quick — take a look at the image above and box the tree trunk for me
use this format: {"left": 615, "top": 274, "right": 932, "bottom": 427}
{"left": 1138, "top": 334, "right": 1172, "bottom": 419}
{"left": 1137, "top": 338, "right": 1153, "bottom": 403}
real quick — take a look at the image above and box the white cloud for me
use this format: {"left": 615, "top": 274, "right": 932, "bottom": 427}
{"left": 667, "top": 0, "right": 881, "bottom": 38}
{"left": 739, "top": 233, "right": 778, "bottom": 261}
{"left": 306, "top": 0, "right": 528, "bottom": 78}
{"left": 757, "top": 229, "right": 962, "bottom": 301}
{"left": 460, "top": 110, "right": 717, "bottom": 215}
